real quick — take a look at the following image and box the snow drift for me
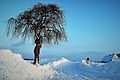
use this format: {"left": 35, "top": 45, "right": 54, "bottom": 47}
{"left": 0, "top": 49, "right": 120, "bottom": 80}
{"left": 0, "top": 50, "right": 58, "bottom": 80}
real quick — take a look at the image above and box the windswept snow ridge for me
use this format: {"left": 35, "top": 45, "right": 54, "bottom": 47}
{"left": 0, "top": 50, "right": 120, "bottom": 80}
{"left": 50, "top": 57, "right": 70, "bottom": 67}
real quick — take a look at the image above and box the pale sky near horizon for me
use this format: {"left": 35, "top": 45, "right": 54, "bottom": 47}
{"left": 0, "top": 0, "right": 120, "bottom": 59}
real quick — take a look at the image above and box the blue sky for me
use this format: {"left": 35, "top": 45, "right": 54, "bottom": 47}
{"left": 0, "top": 0, "right": 120, "bottom": 60}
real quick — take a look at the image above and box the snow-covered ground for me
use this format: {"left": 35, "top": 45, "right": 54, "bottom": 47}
{"left": 0, "top": 50, "right": 120, "bottom": 80}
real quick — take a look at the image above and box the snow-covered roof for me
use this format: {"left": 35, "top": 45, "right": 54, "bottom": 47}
{"left": 112, "top": 54, "right": 120, "bottom": 61}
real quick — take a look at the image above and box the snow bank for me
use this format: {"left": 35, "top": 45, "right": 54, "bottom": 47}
{"left": 0, "top": 50, "right": 57, "bottom": 80}
{"left": 0, "top": 50, "right": 87, "bottom": 80}
{"left": 0, "top": 49, "right": 120, "bottom": 80}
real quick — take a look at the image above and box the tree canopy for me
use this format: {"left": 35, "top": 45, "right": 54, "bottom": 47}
{"left": 7, "top": 3, "right": 67, "bottom": 44}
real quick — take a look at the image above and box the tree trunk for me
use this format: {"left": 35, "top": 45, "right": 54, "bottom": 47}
{"left": 33, "top": 39, "right": 42, "bottom": 64}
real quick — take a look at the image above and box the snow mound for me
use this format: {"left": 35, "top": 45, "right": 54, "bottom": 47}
{"left": 0, "top": 50, "right": 57, "bottom": 80}
{"left": 51, "top": 57, "right": 70, "bottom": 67}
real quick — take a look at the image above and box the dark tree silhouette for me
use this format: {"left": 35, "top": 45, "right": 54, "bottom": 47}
{"left": 7, "top": 3, "right": 67, "bottom": 64}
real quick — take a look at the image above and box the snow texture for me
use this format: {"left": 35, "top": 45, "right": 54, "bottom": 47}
{"left": 102, "top": 54, "right": 113, "bottom": 62}
{"left": 0, "top": 50, "right": 120, "bottom": 80}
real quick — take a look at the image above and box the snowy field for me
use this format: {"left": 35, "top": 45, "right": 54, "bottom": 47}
{"left": 0, "top": 50, "right": 120, "bottom": 80}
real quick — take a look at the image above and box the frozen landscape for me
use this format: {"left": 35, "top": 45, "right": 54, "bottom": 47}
{"left": 0, "top": 0, "right": 120, "bottom": 80}
{"left": 0, "top": 50, "right": 120, "bottom": 80}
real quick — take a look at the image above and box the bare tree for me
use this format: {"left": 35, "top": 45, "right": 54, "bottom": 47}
{"left": 7, "top": 3, "right": 67, "bottom": 64}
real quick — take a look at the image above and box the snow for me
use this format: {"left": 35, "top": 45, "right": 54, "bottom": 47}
{"left": 0, "top": 50, "right": 120, "bottom": 80}
{"left": 50, "top": 57, "right": 69, "bottom": 67}
{"left": 102, "top": 54, "right": 113, "bottom": 62}
{"left": 112, "top": 54, "right": 120, "bottom": 61}
{"left": 102, "top": 54, "right": 120, "bottom": 62}
{"left": 0, "top": 50, "right": 57, "bottom": 80}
